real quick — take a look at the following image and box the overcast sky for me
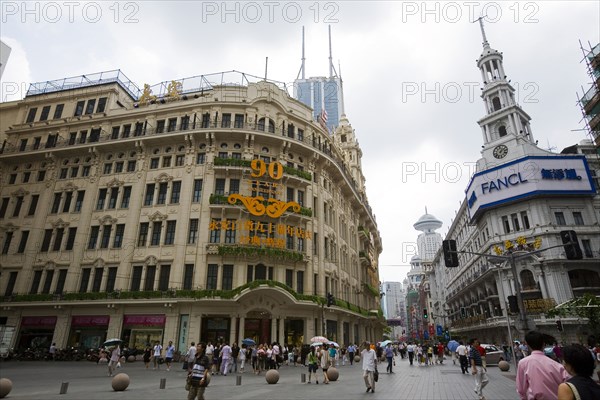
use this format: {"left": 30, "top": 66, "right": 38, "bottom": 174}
{"left": 1, "top": 1, "right": 598, "bottom": 284}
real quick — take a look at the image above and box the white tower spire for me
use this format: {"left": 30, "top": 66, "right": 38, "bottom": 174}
{"left": 328, "top": 25, "right": 333, "bottom": 78}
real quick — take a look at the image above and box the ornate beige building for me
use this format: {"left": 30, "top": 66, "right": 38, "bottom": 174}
{"left": 0, "top": 70, "right": 383, "bottom": 353}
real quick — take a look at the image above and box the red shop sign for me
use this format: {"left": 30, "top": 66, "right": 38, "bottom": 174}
{"left": 21, "top": 316, "right": 57, "bottom": 327}
{"left": 123, "top": 315, "right": 166, "bottom": 326}
{"left": 71, "top": 315, "right": 110, "bottom": 327}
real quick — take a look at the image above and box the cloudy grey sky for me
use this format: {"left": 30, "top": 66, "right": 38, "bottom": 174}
{"left": 1, "top": 1, "right": 598, "bottom": 284}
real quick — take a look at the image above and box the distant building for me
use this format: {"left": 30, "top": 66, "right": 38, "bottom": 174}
{"left": 577, "top": 42, "right": 600, "bottom": 147}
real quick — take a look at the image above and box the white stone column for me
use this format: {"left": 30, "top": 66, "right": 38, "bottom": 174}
{"left": 238, "top": 317, "right": 245, "bottom": 344}
{"left": 271, "top": 318, "right": 277, "bottom": 343}
{"left": 278, "top": 317, "right": 285, "bottom": 344}
{"left": 229, "top": 317, "right": 236, "bottom": 345}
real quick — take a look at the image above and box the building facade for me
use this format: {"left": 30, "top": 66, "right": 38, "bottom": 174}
{"left": 429, "top": 26, "right": 600, "bottom": 345}
{"left": 0, "top": 70, "right": 383, "bottom": 353}
{"left": 577, "top": 42, "right": 600, "bottom": 147}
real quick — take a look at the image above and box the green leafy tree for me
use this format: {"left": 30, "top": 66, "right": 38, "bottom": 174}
{"left": 546, "top": 293, "right": 600, "bottom": 340}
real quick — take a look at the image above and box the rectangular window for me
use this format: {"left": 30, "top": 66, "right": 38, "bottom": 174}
{"left": 41, "top": 270, "right": 54, "bottom": 294}
{"left": 581, "top": 239, "right": 593, "bottom": 258}
{"left": 39, "top": 105, "right": 51, "bottom": 121}
{"left": 298, "top": 237, "right": 304, "bottom": 252}
{"left": 41, "top": 229, "right": 53, "bottom": 252}
{"left": 30, "top": 270, "right": 42, "bottom": 294}
{"left": 296, "top": 271, "right": 304, "bottom": 294}
{"left": 13, "top": 196, "right": 24, "bottom": 217}
{"left": 255, "top": 264, "right": 266, "bottom": 280}
{"left": 2, "top": 232, "right": 13, "bottom": 254}
{"left": 68, "top": 132, "right": 77, "bottom": 145}
{"left": 151, "top": 221, "right": 162, "bottom": 246}
{"left": 70, "top": 166, "right": 79, "bottom": 178}
{"left": 53, "top": 104, "right": 64, "bottom": 119}
{"left": 19, "top": 138, "right": 28, "bottom": 151}
{"left": 79, "top": 268, "right": 91, "bottom": 293}
{"left": 121, "top": 186, "right": 131, "bottom": 208}
{"left": 555, "top": 212, "right": 566, "bottom": 225}
{"left": 134, "top": 122, "right": 144, "bottom": 136}
{"left": 89, "top": 128, "right": 100, "bottom": 142}
{"left": 297, "top": 190, "right": 304, "bottom": 206}
{"left": 313, "top": 233, "right": 318, "bottom": 255}
{"left": 234, "top": 114, "right": 244, "bottom": 128}
{"left": 26, "top": 107, "right": 37, "bottom": 123}
{"left": 33, "top": 137, "right": 41, "bottom": 149}
{"left": 229, "top": 179, "right": 240, "bottom": 194}
{"left": 111, "top": 126, "right": 120, "bottom": 139}
{"left": 85, "top": 99, "right": 96, "bottom": 114}
{"left": 55, "top": 269, "right": 67, "bottom": 295}
{"left": 113, "top": 224, "right": 125, "bottom": 248}
{"left": 65, "top": 227, "right": 77, "bottom": 250}
{"left": 122, "top": 124, "right": 131, "bottom": 138}
{"left": 157, "top": 182, "right": 168, "bottom": 205}
{"left": 100, "top": 225, "right": 112, "bottom": 249}
{"left": 287, "top": 187, "right": 294, "bottom": 202}
{"left": 162, "top": 156, "right": 171, "bottom": 168}
{"left": 520, "top": 211, "right": 530, "bottom": 229}
{"left": 92, "top": 267, "right": 103, "bottom": 292}
{"left": 215, "top": 179, "right": 226, "bottom": 195}
{"left": 144, "top": 265, "right": 156, "bottom": 291}
{"left": 201, "top": 113, "right": 210, "bottom": 128}
{"left": 164, "top": 220, "right": 176, "bottom": 245}
{"left": 127, "top": 160, "right": 136, "bottom": 172}
{"left": 286, "top": 269, "right": 293, "bottom": 288}
{"left": 88, "top": 226, "right": 99, "bottom": 249}
{"left": 137, "top": 223, "right": 149, "bottom": 246}
{"left": 502, "top": 216, "right": 510, "bottom": 234}
{"left": 181, "top": 116, "right": 190, "bottom": 130}
{"left": 37, "top": 169, "right": 46, "bottom": 181}
{"left": 188, "top": 219, "right": 199, "bottom": 244}
{"left": 107, "top": 188, "right": 118, "bottom": 209}
{"left": 218, "top": 151, "right": 228, "bottom": 159}
{"left": 224, "top": 219, "right": 236, "bottom": 243}
{"left": 175, "top": 154, "right": 185, "bottom": 166}
{"left": 103, "top": 163, "right": 112, "bottom": 174}
{"left": 17, "top": 231, "right": 29, "bottom": 253}
{"left": 511, "top": 213, "right": 520, "bottom": 231}
{"left": 150, "top": 158, "right": 159, "bottom": 169}
{"left": 196, "top": 153, "right": 205, "bottom": 164}
{"left": 158, "top": 265, "right": 171, "bottom": 291}
{"left": 192, "top": 179, "right": 203, "bottom": 202}
{"left": 222, "top": 265, "right": 233, "bottom": 290}
{"left": 81, "top": 166, "right": 90, "bottom": 177}
{"left": 170, "top": 181, "right": 181, "bottom": 204}
{"left": 573, "top": 212, "right": 584, "bottom": 226}
{"left": 156, "top": 120, "right": 165, "bottom": 134}
{"left": 74, "top": 191, "right": 85, "bottom": 212}
{"left": 59, "top": 168, "right": 68, "bottom": 179}
{"left": 287, "top": 234, "right": 294, "bottom": 250}
{"left": 5, "top": 271, "right": 18, "bottom": 296}
{"left": 96, "top": 97, "right": 107, "bottom": 113}
{"left": 144, "top": 184, "right": 155, "bottom": 206}
{"left": 9, "top": 174, "right": 16, "bottom": 184}
{"left": 79, "top": 130, "right": 87, "bottom": 144}
{"left": 231, "top": 152, "right": 241, "bottom": 159}
{"left": 96, "top": 188, "right": 107, "bottom": 210}
{"left": 221, "top": 113, "right": 231, "bottom": 128}
{"left": 28, "top": 195, "right": 39, "bottom": 215}
{"left": 297, "top": 128, "right": 304, "bottom": 141}
{"left": 46, "top": 134, "right": 58, "bottom": 148}
{"left": 114, "top": 161, "right": 123, "bottom": 173}
{"left": 207, "top": 264, "right": 218, "bottom": 289}
{"left": 131, "top": 266, "right": 143, "bottom": 291}
{"left": 52, "top": 228, "right": 64, "bottom": 251}
{"left": 166, "top": 118, "right": 177, "bottom": 132}
{"left": 209, "top": 227, "right": 220, "bottom": 243}
{"left": 106, "top": 267, "right": 117, "bottom": 292}
{"left": 0, "top": 198, "right": 8, "bottom": 218}
{"left": 246, "top": 265, "right": 253, "bottom": 283}
{"left": 183, "top": 264, "right": 194, "bottom": 290}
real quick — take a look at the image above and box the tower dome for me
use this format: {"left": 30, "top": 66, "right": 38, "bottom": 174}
{"left": 413, "top": 208, "right": 443, "bottom": 233}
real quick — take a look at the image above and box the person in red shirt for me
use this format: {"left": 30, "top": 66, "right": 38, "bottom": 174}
{"left": 476, "top": 343, "right": 487, "bottom": 369}
{"left": 437, "top": 343, "right": 445, "bottom": 364}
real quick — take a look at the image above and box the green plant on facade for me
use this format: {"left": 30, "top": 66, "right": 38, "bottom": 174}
{"left": 217, "top": 245, "right": 304, "bottom": 262}
{"left": 213, "top": 157, "right": 312, "bottom": 181}
{"left": 364, "top": 283, "right": 379, "bottom": 298}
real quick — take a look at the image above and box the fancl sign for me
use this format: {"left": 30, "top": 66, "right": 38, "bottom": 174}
{"left": 466, "top": 156, "right": 596, "bottom": 221}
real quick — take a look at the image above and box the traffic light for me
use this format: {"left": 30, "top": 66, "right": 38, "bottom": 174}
{"left": 508, "top": 295, "right": 519, "bottom": 314}
{"left": 560, "top": 230, "right": 583, "bottom": 260}
{"left": 556, "top": 320, "right": 563, "bottom": 332}
{"left": 442, "top": 240, "right": 459, "bottom": 268}
{"left": 423, "top": 308, "right": 428, "bottom": 319}
{"left": 326, "top": 292, "right": 335, "bottom": 307}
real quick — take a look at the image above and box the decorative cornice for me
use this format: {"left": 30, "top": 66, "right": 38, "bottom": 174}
{"left": 10, "top": 188, "right": 30, "bottom": 197}
{"left": 98, "top": 215, "right": 117, "bottom": 225}
{"left": 61, "top": 182, "right": 79, "bottom": 192}
{"left": 148, "top": 211, "right": 168, "bottom": 221}
{"left": 154, "top": 173, "right": 174, "bottom": 183}
{"left": 50, "top": 218, "right": 70, "bottom": 229}
{"left": 106, "top": 178, "right": 124, "bottom": 188}
{"left": 0, "top": 223, "right": 19, "bottom": 232}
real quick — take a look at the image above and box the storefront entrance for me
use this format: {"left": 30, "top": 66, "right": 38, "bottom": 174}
{"left": 244, "top": 310, "right": 271, "bottom": 344}
{"left": 68, "top": 315, "right": 109, "bottom": 350}
{"left": 17, "top": 316, "right": 56, "bottom": 351}
{"left": 122, "top": 314, "right": 166, "bottom": 350}
{"left": 201, "top": 317, "right": 230, "bottom": 344}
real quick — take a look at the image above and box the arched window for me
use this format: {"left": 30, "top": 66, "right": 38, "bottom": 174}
{"left": 520, "top": 270, "right": 536, "bottom": 290}
{"left": 267, "top": 119, "right": 275, "bottom": 133}
{"left": 492, "top": 97, "right": 502, "bottom": 111}
{"left": 257, "top": 118, "right": 265, "bottom": 131}
{"left": 498, "top": 126, "right": 507, "bottom": 137}
{"left": 568, "top": 269, "right": 600, "bottom": 288}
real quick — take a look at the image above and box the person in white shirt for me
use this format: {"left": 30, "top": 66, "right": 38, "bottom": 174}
{"left": 456, "top": 341, "right": 469, "bottom": 374}
{"left": 152, "top": 341, "right": 163, "bottom": 370}
{"left": 186, "top": 342, "right": 197, "bottom": 372}
{"left": 108, "top": 345, "right": 121, "bottom": 376}
{"left": 219, "top": 342, "right": 232, "bottom": 376}
{"left": 361, "top": 342, "right": 377, "bottom": 393}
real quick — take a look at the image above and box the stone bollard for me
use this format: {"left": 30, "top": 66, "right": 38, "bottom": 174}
{"left": 498, "top": 360, "right": 510, "bottom": 371}
{"left": 111, "top": 373, "right": 130, "bottom": 391}
{"left": 160, "top": 378, "right": 166, "bottom": 389}
{"left": 60, "top": 382, "right": 69, "bottom": 394}
{"left": 127, "top": 355, "right": 135, "bottom": 363}
{"left": 354, "top": 355, "right": 360, "bottom": 363}
{"left": 0, "top": 378, "right": 13, "bottom": 399}
{"left": 301, "top": 373, "right": 306, "bottom": 383}
{"left": 327, "top": 367, "right": 339, "bottom": 382}
{"left": 265, "top": 369, "right": 279, "bottom": 384}
{"left": 236, "top": 375, "right": 242, "bottom": 386}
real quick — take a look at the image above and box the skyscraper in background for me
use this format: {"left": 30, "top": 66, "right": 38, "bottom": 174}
{"left": 293, "top": 26, "right": 344, "bottom": 133}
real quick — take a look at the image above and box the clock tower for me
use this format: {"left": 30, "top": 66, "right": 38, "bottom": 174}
{"left": 474, "top": 19, "right": 550, "bottom": 172}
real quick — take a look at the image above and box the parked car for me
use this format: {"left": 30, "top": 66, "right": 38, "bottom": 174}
{"left": 479, "top": 344, "right": 505, "bottom": 365}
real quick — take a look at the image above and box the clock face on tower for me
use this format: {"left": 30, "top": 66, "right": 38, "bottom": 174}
{"left": 493, "top": 145, "right": 508, "bottom": 159}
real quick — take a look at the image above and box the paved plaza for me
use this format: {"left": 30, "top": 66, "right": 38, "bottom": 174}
{"left": 0, "top": 356, "right": 521, "bottom": 400}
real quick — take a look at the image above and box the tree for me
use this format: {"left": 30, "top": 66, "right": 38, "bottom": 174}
{"left": 546, "top": 293, "right": 600, "bottom": 341}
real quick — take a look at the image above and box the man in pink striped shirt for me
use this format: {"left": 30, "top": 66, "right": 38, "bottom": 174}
{"left": 516, "top": 331, "right": 570, "bottom": 400}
